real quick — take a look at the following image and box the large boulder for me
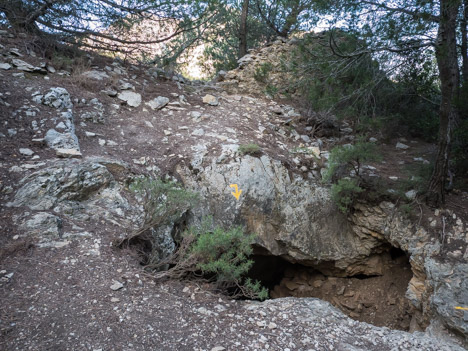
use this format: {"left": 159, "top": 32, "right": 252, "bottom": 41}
{"left": 178, "top": 151, "right": 383, "bottom": 274}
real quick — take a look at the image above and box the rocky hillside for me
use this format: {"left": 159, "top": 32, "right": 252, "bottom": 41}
{"left": 0, "top": 29, "right": 467, "bottom": 350}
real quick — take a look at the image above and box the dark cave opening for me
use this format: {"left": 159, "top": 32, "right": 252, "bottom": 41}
{"left": 247, "top": 245, "right": 415, "bottom": 331}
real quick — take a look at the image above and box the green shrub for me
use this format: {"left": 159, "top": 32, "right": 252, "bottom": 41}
{"left": 265, "top": 84, "right": 279, "bottom": 97}
{"left": 324, "top": 140, "right": 382, "bottom": 182}
{"left": 155, "top": 217, "right": 269, "bottom": 300}
{"left": 324, "top": 140, "right": 382, "bottom": 213}
{"left": 331, "top": 178, "right": 364, "bottom": 214}
{"left": 254, "top": 62, "right": 273, "bottom": 83}
{"left": 239, "top": 143, "right": 261, "bottom": 156}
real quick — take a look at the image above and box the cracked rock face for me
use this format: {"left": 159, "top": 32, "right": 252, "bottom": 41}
{"left": 178, "top": 153, "right": 383, "bottom": 273}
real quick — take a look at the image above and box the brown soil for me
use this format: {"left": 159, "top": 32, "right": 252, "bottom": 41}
{"left": 271, "top": 251, "right": 414, "bottom": 331}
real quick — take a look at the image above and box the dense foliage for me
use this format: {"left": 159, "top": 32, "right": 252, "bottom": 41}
{"left": 155, "top": 217, "right": 269, "bottom": 300}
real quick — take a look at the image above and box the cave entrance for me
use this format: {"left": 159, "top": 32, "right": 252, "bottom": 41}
{"left": 248, "top": 246, "right": 414, "bottom": 331}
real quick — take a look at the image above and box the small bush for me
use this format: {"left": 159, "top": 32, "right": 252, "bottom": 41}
{"left": 155, "top": 218, "right": 269, "bottom": 300}
{"left": 239, "top": 143, "right": 261, "bottom": 156}
{"left": 331, "top": 178, "right": 364, "bottom": 214}
{"left": 324, "top": 140, "right": 382, "bottom": 182}
{"left": 254, "top": 62, "right": 273, "bottom": 83}
{"left": 265, "top": 84, "right": 279, "bottom": 97}
{"left": 324, "top": 140, "right": 382, "bottom": 213}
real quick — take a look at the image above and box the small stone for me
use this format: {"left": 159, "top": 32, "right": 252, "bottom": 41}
{"left": 19, "top": 148, "right": 34, "bottom": 156}
{"left": 118, "top": 80, "right": 134, "bottom": 90}
{"left": 163, "top": 130, "right": 172, "bottom": 136}
{"left": 268, "top": 322, "right": 277, "bottom": 329}
{"left": 146, "top": 96, "right": 169, "bottom": 110}
{"left": 10, "top": 48, "right": 22, "bottom": 56}
{"left": 110, "top": 281, "right": 124, "bottom": 291}
{"left": 191, "top": 128, "right": 205, "bottom": 136}
{"left": 405, "top": 190, "right": 417, "bottom": 200}
{"left": 396, "top": 142, "right": 409, "bottom": 150}
{"left": 211, "top": 347, "right": 225, "bottom": 351}
{"left": 202, "top": 94, "right": 219, "bottom": 106}
{"left": 56, "top": 122, "right": 67, "bottom": 129}
{"left": 369, "top": 137, "right": 378, "bottom": 143}
{"left": 8, "top": 129, "right": 17, "bottom": 137}
{"left": 389, "top": 176, "right": 399, "bottom": 180}
{"left": 85, "top": 131, "right": 96, "bottom": 137}
{"left": 55, "top": 148, "right": 82, "bottom": 158}
{"left": 144, "top": 121, "right": 154, "bottom": 128}
{"left": 81, "top": 70, "right": 109, "bottom": 80}
{"left": 11, "top": 58, "right": 36, "bottom": 72}
{"left": 0, "top": 63, "right": 11, "bottom": 70}
{"left": 190, "top": 111, "right": 202, "bottom": 120}
{"left": 117, "top": 91, "right": 142, "bottom": 107}
{"left": 101, "top": 89, "right": 118, "bottom": 97}
{"left": 98, "top": 139, "right": 106, "bottom": 146}
{"left": 111, "top": 297, "right": 120, "bottom": 303}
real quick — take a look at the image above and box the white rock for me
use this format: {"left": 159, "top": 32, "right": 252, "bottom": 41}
{"left": 191, "top": 128, "right": 205, "bottom": 136}
{"left": 0, "top": 62, "right": 11, "bottom": 70}
{"left": 405, "top": 190, "right": 417, "bottom": 200}
{"left": 110, "top": 281, "right": 124, "bottom": 291}
{"left": 117, "top": 91, "right": 141, "bottom": 107}
{"left": 11, "top": 58, "right": 36, "bottom": 72}
{"left": 118, "top": 80, "right": 133, "bottom": 90}
{"left": 81, "top": 70, "right": 109, "bottom": 80}
{"left": 144, "top": 121, "right": 154, "bottom": 128}
{"left": 146, "top": 96, "right": 169, "bottom": 110}
{"left": 56, "top": 122, "right": 67, "bottom": 130}
{"left": 396, "top": 142, "right": 409, "bottom": 150}
{"left": 190, "top": 111, "right": 202, "bottom": 121}
{"left": 19, "top": 148, "right": 34, "bottom": 156}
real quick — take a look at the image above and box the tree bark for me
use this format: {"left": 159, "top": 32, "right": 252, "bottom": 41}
{"left": 280, "top": 0, "right": 302, "bottom": 37}
{"left": 426, "top": 0, "right": 461, "bottom": 207}
{"left": 239, "top": 0, "right": 249, "bottom": 58}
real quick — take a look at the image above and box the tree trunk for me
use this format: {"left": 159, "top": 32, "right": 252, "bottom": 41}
{"left": 239, "top": 0, "right": 249, "bottom": 59}
{"left": 426, "top": 0, "right": 461, "bottom": 207}
{"left": 280, "top": 0, "right": 302, "bottom": 37}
